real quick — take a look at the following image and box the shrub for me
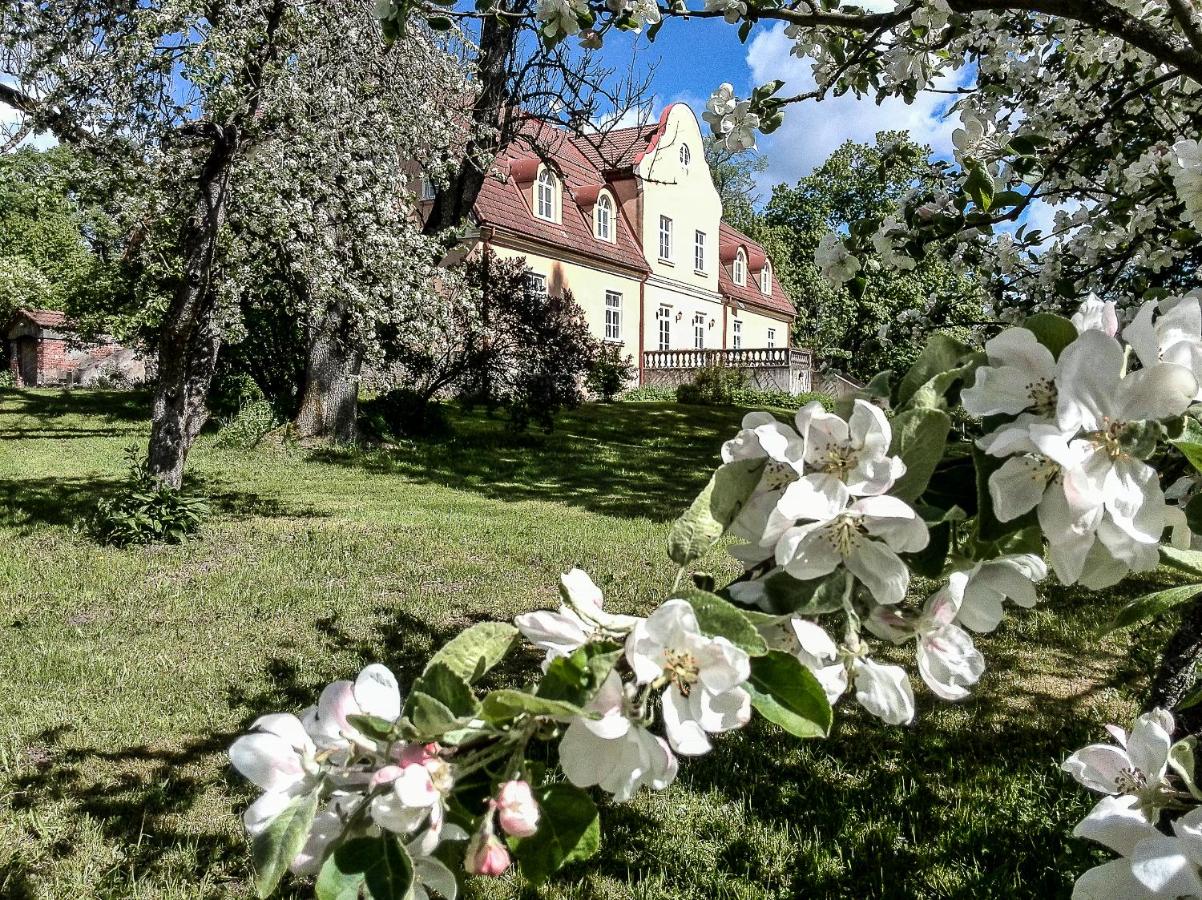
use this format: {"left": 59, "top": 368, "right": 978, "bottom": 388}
{"left": 214, "top": 399, "right": 279, "bottom": 449}
{"left": 674, "top": 365, "right": 745, "bottom": 406}
{"left": 587, "top": 345, "right": 636, "bottom": 402}
{"left": 208, "top": 372, "right": 266, "bottom": 419}
{"left": 86, "top": 447, "right": 207, "bottom": 546}
{"left": 727, "top": 387, "right": 834, "bottom": 410}
{"left": 620, "top": 385, "right": 675, "bottom": 402}
{"left": 362, "top": 387, "right": 451, "bottom": 440}
{"left": 0, "top": 370, "right": 14, "bottom": 389}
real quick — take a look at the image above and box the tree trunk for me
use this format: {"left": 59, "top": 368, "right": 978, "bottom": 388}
{"left": 296, "top": 303, "right": 363, "bottom": 443}
{"left": 145, "top": 0, "right": 289, "bottom": 489}
{"left": 1149, "top": 592, "right": 1202, "bottom": 735}
{"left": 146, "top": 131, "right": 240, "bottom": 489}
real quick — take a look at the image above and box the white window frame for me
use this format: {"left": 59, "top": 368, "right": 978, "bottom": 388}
{"left": 527, "top": 272, "right": 547, "bottom": 301}
{"left": 732, "top": 319, "right": 742, "bottom": 349}
{"left": 693, "top": 314, "right": 705, "bottom": 350}
{"left": 734, "top": 248, "right": 747, "bottom": 286}
{"left": 657, "top": 306, "right": 671, "bottom": 351}
{"left": 536, "top": 168, "right": 556, "bottom": 222}
{"left": 420, "top": 174, "right": 436, "bottom": 201}
{"left": 761, "top": 260, "right": 772, "bottom": 295}
{"left": 605, "top": 290, "right": 622, "bottom": 341}
{"left": 658, "top": 215, "right": 673, "bottom": 262}
{"left": 767, "top": 327, "right": 777, "bottom": 348}
{"left": 694, "top": 230, "right": 706, "bottom": 273}
{"left": 595, "top": 193, "right": 613, "bottom": 241}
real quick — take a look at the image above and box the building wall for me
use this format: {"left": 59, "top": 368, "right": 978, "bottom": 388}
{"left": 642, "top": 280, "right": 727, "bottom": 353}
{"left": 636, "top": 106, "right": 724, "bottom": 294}
{"left": 486, "top": 240, "right": 646, "bottom": 356}
{"left": 726, "top": 305, "right": 793, "bottom": 350}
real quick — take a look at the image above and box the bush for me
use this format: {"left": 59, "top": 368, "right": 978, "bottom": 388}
{"left": 214, "top": 399, "right": 279, "bottom": 449}
{"left": 674, "top": 365, "right": 746, "bottom": 406}
{"left": 587, "top": 345, "right": 636, "bottom": 402}
{"left": 362, "top": 388, "right": 451, "bottom": 440}
{"left": 86, "top": 447, "right": 207, "bottom": 546}
{"left": 0, "top": 370, "right": 14, "bottom": 389}
{"left": 728, "top": 387, "right": 834, "bottom": 411}
{"left": 208, "top": 372, "right": 267, "bottom": 419}
{"left": 620, "top": 385, "right": 675, "bottom": 402}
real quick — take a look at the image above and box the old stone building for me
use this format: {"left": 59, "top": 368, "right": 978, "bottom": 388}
{"left": 4, "top": 309, "right": 146, "bottom": 387}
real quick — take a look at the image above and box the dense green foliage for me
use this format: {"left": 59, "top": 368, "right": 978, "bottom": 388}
{"left": 586, "top": 345, "right": 636, "bottom": 402}
{"left": 736, "top": 134, "right": 985, "bottom": 381}
{"left": 0, "top": 388, "right": 1167, "bottom": 898}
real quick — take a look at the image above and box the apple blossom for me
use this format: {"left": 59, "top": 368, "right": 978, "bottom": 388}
{"left": 229, "top": 713, "right": 319, "bottom": 796}
{"left": 303, "top": 663, "right": 402, "bottom": 757}
{"left": 794, "top": 399, "right": 905, "bottom": 496}
{"left": 953, "top": 554, "right": 1047, "bottom": 634}
{"left": 558, "top": 670, "right": 679, "bottom": 800}
{"left": 815, "top": 233, "right": 861, "bottom": 285}
{"left": 515, "top": 568, "right": 639, "bottom": 668}
{"left": 464, "top": 830, "right": 511, "bottom": 877}
{"left": 496, "top": 779, "right": 540, "bottom": 838}
{"left": 1124, "top": 293, "right": 1202, "bottom": 401}
{"left": 961, "top": 327, "right": 1060, "bottom": 421}
{"left": 1063, "top": 709, "right": 1177, "bottom": 821}
{"left": 1071, "top": 295, "right": 1120, "bottom": 337}
{"left": 626, "top": 599, "right": 751, "bottom": 755}
{"left": 773, "top": 476, "right": 929, "bottom": 606}
{"left": 702, "top": 83, "right": 736, "bottom": 134}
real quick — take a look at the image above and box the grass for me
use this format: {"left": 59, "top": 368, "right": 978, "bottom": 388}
{"left": 0, "top": 387, "right": 1176, "bottom": 899}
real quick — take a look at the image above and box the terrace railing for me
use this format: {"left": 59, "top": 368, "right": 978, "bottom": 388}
{"left": 641, "top": 347, "right": 814, "bottom": 395}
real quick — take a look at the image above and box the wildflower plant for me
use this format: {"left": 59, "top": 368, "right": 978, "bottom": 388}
{"left": 230, "top": 294, "right": 1202, "bottom": 896}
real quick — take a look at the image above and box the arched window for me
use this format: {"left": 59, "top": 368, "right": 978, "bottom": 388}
{"left": 595, "top": 193, "right": 613, "bottom": 241}
{"left": 536, "top": 168, "right": 556, "bottom": 221}
{"left": 734, "top": 248, "right": 747, "bottom": 286}
{"left": 679, "top": 144, "right": 691, "bottom": 170}
{"left": 761, "top": 260, "right": 772, "bottom": 294}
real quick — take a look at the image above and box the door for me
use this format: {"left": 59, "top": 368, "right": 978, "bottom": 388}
{"left": 16, "top": 337, "right": 37, "bottom": 386}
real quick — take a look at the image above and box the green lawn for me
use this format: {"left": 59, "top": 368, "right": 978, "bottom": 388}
{"left": 0, "top": 388, "right": 1172, "bottom": 899}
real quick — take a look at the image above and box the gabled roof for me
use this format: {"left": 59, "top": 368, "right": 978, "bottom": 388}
{"left": 568, "top": 124, "right": 658, "bottom": 172}
{"left": 472, "top": 117, "right": 649, "bottom": 273}
{"left": 14, "top": 308, "right": 70, "bottom": 329}
{"left": 717, "top": 223, "right": 795, "bottom": 318}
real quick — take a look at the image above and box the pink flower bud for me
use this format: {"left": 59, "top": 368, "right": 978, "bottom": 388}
{"left": 465, "top": 832, "right": 510, "bottom": 877}
{"left": 369, "top": 765, "right": 405, "bottom": 789}
{"left": 496, "top": 780, "right": 540, "bottom": 838}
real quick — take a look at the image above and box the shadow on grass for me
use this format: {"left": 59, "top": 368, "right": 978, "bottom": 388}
{"left": 0, "top": 387, "right": 150, "bottom": 429}
{"left": 310, "top": 402, "right": 746, "bottom": 522}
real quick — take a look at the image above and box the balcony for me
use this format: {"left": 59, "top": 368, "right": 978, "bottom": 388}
{"left": 641, "top": 347, "right": 815, "bottom": 395}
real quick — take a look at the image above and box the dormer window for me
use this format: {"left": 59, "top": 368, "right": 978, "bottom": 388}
{"left": 761, "top": 260, "right": 772, "bottom": 295}
{"left": 595, "top": 193, "right": 613, "bottom": 241}
{"left": 536, "top": 168, "right": 557, "bottom": 221}
{"left": 734, "top": 248, "right": 747, "bottom": 286}
{"left": 679, "top": 144, "right": 691, "bottom": 170}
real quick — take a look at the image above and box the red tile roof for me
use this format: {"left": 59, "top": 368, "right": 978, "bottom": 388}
{"left": 16, "top": 308, "right": 70, "bottom": 329}
{"left": 717, "top": 223, "right": 795, "bottom": 318}
{"left": 472, "top": 118, "right": 650, "bottom": 273}
{"left": 568, "top": 124, "right": 657, "bottom": 172}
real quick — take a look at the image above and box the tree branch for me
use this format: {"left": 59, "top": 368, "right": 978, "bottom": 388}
{"left": 1167, "top": 0, "right": 1202, "bottom": 55}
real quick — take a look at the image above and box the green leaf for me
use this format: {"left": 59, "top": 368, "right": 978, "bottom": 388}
{"left": 678, "top": 588, "right": 768, "bottom": 656}
{"left": 964, "top": 163, "right": 995, "bottom": 211}
{"left": 1170, "top": 416, "right": 1202, "bottom": 474}
{"left": 426, "top": 14, "right": 453, "bottom": 29}
{"left": 409, "top": 663, "right": 479, "bottom": 719}
{"left": 1023, "top": 313, "right": 1077, "bottom": 360}
{"left": 888, "top": 408, "right": 951, "bottom": 503}
{"left": 537, "top": 643, "right": 621, "bottom": 708}
{"left": 896, "top": 333, "right": 972, "bottom": 408}
{"left": 668, "top": 458, "right": 765, "bottom": 566}
{"left": 345, "top": 714, "right": 396, "bottom": 742}
{"left": 481, "top": 689, "right": 585, "bottom": 722}
{"left": 1161, "top": 546, "right": 1202, "bottom": 578}
{"left": 746, "top": 650, "right": 832, "bottom": 739}
{"left": 319, "top": 836, "right": 414, "bottom": 900}
{"left": 406, "top": 692, "right": 463, "bottom": 738}
{"left": 1103, "top": 584, "right": 1202, "bottom": 634}
{"left": 510, "top": 784, "right": 600, "bottom": 885}
{"left": 425, "top": 622, "right": 518, "bottom": 684}
{"left": 252, "top": 788, "right": 319, "bottom": 898}
{"left": 731, "top": 569, "right": 847, "bottom": 616}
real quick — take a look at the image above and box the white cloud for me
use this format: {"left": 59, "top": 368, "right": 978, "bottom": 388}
{"left": 745, "top": 24, "right": 960, "bottom": 188}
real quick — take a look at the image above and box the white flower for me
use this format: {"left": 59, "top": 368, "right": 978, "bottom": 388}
{"left": 703, "top": 0, "right": 747, "bottom": 24}
{"left": 851, "top": 657, "right": 916, "bottom": 726}
{"left": 961, "top": 327, "right": 1060, "bottom": 420}
{"left": 1124, "top": 293, "right": 1202, "bottom": 401}
{"left": 1063, "top": 709, "right": 1177, "bottom": 821}
{"left": 243, "top": 792, "right": 360, "bottom": 877}
{"left": 815, "top": 232, "right": 861, "bottom": 284}
{"left": 1071, "top": 796, "right": 1202, "bottom": 899}
{"left": 558, "top": 670, "right": 679, "bottom": 801}
{"left": 496, "top": 780, "right": 540, "bottom": 838}
{"left": 370, "top": 745, "right": 456, "bottom": 854}
{"left": 1173, "top": 139, "right": 1202, "bottom": 230}
{"left": 536, "top": 0, "right": 587, "bottom": 38}
{"left": 722, "top": 412, "right": 806, "bottom": 558}
{"left": 229, "top": 713, "right": 319, "bottom": 795}
{"left": 1072, "top": 294, "right": 1120, "bottom": 337}
{"left": 911, "top": 575, "right": 984, "bottom": 700}
{"left": 626, "top": 599, "right": 752, "bottom": 754}
{"left": 794, "top": 399, "right": 905, "bottom": 496}
{"left": 702, "top": 83, "right": 737, "bottom": 134}
{"left": 773, "top": 476, "right": 929, "bottom": 606}
{"left": 302, "top": 663, "right": 402, "bottom": 757}
{"left": 627, "top": 0, "right": 660, "bottom": 29}
{"left": 718, "top": 100, "right": 760, "bottom": 152}
{"left": 954, "top": 554, "right": 1047, "bottom": 633}
{"left": 779, "top": 617, "right": 849, "bottom": 704}
{"left": 872, "top": 216, "right": 917, "bottom": 271}
{"left": 952, "top": 108, "right": 1002, "bottom": 163}
{"left": 515, "top": 568, "right": 639, "bottom": 669}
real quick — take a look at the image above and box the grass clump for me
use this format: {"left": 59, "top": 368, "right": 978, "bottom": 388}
{"left": 84, "top": 445, "right": 208, "bottom": 546}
